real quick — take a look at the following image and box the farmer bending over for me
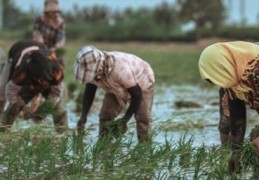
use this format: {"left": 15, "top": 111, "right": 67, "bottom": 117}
{"left": 199, "top": 41, "right": 259, "bottom": 173}
{"left": 74, "top": 46, "right": 155, "bottom": 142}
{"left": 0, "top": 40, "right": 68, "bottom": 132}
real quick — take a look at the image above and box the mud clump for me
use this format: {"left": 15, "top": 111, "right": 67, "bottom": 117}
{"left": 175, "top": 100, "right": 201, "bottom": 108}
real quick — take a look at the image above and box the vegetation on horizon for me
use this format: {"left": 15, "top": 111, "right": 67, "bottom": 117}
{"left": 2, "top": 0, "right": 259, "bottom": 42}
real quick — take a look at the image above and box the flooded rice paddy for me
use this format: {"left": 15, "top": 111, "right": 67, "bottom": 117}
{"left": 13, "top": 84, "right": 259, "bottom": 147}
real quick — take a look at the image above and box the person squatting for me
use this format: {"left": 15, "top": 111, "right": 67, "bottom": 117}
{"left": 0, "top": 40, "right": 68, "bottom": 132}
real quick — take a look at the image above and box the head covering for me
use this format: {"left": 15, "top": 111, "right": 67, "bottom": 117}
{"left": 199, "top": 41, "right": 259, "bottom": 101}
{"left": 44, "top": 0, "right": 60, "bottom": 12}
{"left": 74, "top": 46, "right": 115, "bottom": 84}
{"left": 28, "top": 50, "right": 55, "bottom": 81}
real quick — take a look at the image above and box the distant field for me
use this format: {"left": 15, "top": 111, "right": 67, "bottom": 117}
{"left": 64, "top": 39, "right": 219, "bottom": 88}
{"left": 0, "top": 38, "right": 218, "bottom": 92}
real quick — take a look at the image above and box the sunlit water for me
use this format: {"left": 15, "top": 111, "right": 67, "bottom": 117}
{"left": 153, "top": 84, "right": 257, "bottom": 147}
{"left": 12, "top": 84, "right": 259, "bottom": 147}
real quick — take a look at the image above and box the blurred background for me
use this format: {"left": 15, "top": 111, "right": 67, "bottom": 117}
{"left": 1, "top": 0, "right": 259, "bottom": 42}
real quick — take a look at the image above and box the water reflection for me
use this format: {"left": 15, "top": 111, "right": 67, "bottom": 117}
{"left": 152, "top": 84, "right": 258, "bottom": 146}
{"left": 11, "top": 84, "right": 259, "bottom": 147}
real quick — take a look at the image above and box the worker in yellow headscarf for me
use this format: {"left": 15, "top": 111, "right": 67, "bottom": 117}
{"left": 199, "top": 41, "right": 259, "bottom": 174}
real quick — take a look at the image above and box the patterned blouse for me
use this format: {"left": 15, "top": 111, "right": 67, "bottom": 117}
{"left": 74, "top": 51, "right": 155, "bottom": 103}
{"left": 33, "top": 16, "right": 65, "bottom": 49}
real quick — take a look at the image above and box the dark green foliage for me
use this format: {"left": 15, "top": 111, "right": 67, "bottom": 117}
{"left": 3, "top": 0, "right": 258, "bottom": 42}
{"left": 55, "top": 48, "right": 66, "bottom": 58}
{"left": 177, "top": 0, "right": 226, "bottom": 34}
{"left": 90, "top": 7, "right": 179, "bottom": 42}
{"left": 241, "top": 141, "right": 259, "bottom": 178}
{"left": 67, "top": 82, "right": 78, "bottom": 99}
{"left": 153, "top": 2, "right": 178, "bottom": 31}
{"left": 35, "top": 100, "right": 57, "bottom": 119}
{"left": 2, "top": 0, "right": 34, "bottom": 29}
{"left": 217, "top": 26, "right": 259, "bottom": 41}
{"left": 135, "top": 50, "right": 202, "bottom": 85}
{"left": 73, "top": 91, "right": 84, "bottom": 114}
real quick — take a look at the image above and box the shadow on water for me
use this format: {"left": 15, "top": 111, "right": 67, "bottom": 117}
{"left": 12, "top": 84, "right": 259, "bottom": 147}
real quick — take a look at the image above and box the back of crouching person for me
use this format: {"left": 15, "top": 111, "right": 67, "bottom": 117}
{"left": 0, "top": 40, "right": 68, "bottom": 132}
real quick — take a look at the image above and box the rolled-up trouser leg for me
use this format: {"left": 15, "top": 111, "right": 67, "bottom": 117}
{"left": 0, "top": 103, "right": 22, "bottom": 131}
{"left": 53, "top": 101, "right": 68, "bottom": 133}
{"left": 99, "top": 93, "right": 125, "bottom": 137}
{"left": 219, "top": 88, "right": 231, "bottom": 145}
{"left": 135, "top": 89, "right": 154, "bottom": 142}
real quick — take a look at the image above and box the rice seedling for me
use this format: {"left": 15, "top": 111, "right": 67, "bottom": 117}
{"left": 0, "top": 127, "right": 258, "bottom": 179}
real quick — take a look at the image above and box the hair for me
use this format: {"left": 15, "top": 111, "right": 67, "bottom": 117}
{"left": 27, "top": 50, "right": 56, "bottom": 81}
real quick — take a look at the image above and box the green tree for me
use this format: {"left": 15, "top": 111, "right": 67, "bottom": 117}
{"left": 64, "top": 4, "right": 109, "bottom": 23}
{"left": 153, "top": 1, "right": 178, "bottom": 31}
{"left": 3, "top": 0, "right": 33, "bottom": 29}
{"left": 177, "top": 0, "right": 226, "bottom": 37}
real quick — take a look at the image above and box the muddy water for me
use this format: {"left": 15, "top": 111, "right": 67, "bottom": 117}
{"left": 152, "top": 84, "right": 221, "bottom": 146}
{"left": 152, "top": 84, "right": 258, "bottom": 146}
{"left": 13, "top": 84, "right": 259, "bottom": 147}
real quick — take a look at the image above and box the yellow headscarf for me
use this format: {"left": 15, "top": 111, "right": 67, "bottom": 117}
{"left": 199, "top": 41, "right": 259, "bottom": 101}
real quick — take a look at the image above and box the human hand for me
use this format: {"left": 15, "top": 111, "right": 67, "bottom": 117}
{"left": 251, "top": 137, "right": 259, "bottom": 154}
{"left": 116, "top": 118, "right": 128, "bottom": 134}
{"left": 77, "top": 118, "right": 86, "bottom": 134}
{"left": 109, "top": 118, "right": 128, "bottom": 138}
{"left": 55, "top": 48, "right": 66, "bottom": 57}
{"left": 228, "top": 155, "right": 241, "bottom": 174}
{"left": 22, "top": 106, "right": 35, "bottom": 120}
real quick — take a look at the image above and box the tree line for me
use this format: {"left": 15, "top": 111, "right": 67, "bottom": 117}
{"left": 2, "top": 0, "right": 259, "bottom": 42}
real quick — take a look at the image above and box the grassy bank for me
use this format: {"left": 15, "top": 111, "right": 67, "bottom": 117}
{"left": 0, "top": 38, "right": 213, "bottom": 88}
{"left": 64, "top": 40, "right": 210, "bottom": 94}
